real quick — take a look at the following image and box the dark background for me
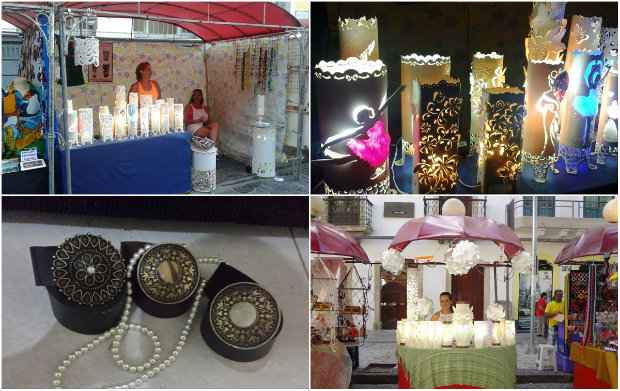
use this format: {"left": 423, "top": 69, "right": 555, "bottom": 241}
{"left": 310, "top": 2, "right": 618, "bottom": 190}
{"left": 2, "top": 196, "right": 308, "bottom": 227}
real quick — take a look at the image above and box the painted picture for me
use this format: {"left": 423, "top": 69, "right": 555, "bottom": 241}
{"left": 88, "top": 41, "right": 113, "bottom": 82}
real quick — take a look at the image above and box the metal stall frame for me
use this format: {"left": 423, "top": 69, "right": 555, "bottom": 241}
{"left": 3, "top": 3, "right": 56, "bottom": 193}
{"left": 54, "top": 5, "right": 307, "bottom": 193}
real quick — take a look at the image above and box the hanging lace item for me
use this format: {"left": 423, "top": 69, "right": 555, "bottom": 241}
{"left": 74, "top": 37, "right": 100, "bottom": 66}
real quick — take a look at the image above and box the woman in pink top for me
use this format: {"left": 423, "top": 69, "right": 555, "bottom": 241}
{"left": 184, "top": 89, "right": 219, "bottom": 142}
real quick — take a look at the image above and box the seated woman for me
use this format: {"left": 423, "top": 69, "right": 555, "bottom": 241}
{"left": 431, "top": 291, "right": 454, "bottom": 321}
{"left": 184, "top": 89, "right": 219, "bottom": 143}
{"left": 129, "top": 62, "right": 161, "bottom": 104}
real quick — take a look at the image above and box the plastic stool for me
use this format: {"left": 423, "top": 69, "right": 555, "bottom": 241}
{"left": 536, "top": 344, "right": 557, "bottom": 371}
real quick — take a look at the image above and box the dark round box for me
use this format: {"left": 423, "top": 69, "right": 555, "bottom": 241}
{"left": 30, "top": 246, "right": 127, "bottom": 334}
{"left": 121, "top": 241, "right": 197, "bottom": 318}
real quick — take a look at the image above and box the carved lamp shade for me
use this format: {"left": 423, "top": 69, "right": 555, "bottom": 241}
{"left": 601, "top": 28, "right": 618, "bottom": 69}
{"left": 314, "top": 58, "right": 390, "bottom": 193}
{"left": 564, "top": 15, "right": 602, "bottom": 71}
{"left": 469, "top": 52, "right": 506, "bottom": 154}
{"left": 524, "top": 2, "right": 567, "bottom": 64}
{"left": 595, "top": 68, "right": 618, "bottom": 160}
{"left": 400, "top": 54, "right": 451, "bottom": 143}
{"left": 522, "top": 60, "right": 564, "bottom": 176}
{"left": 411, "top": 78, "right": 463, "bottom": 194}
{"left": 339, "top": 17, "right": 379, "bottom": 61}
{"left": 559, "top": 50, "right": 604, "bottom": 173}
{"left": 478, "top": 87, "right": 524, "bottom": 194}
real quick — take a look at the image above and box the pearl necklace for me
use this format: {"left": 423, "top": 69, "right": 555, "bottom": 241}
{"left": 52, "top": 245, "right": 221, "bottom": 389}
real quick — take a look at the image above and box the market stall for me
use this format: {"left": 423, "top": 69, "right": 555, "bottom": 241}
{"left": 311, "top": 220, "right": 371, "bottom": 388}
{"left": 380, "top": 213, "right": 530, "bottom": 389}
{"left": 2, "top": 2, "right": 307, "bottom": 194}
{"left": 555, "top": 221, "right": 618, "bottom": 389}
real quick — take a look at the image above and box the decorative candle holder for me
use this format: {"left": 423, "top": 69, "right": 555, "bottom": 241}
{"left": 167, "top": 98, "right": 175, "bottom": 129}
{"left": 338, "top": 16, "right": 379, "bottom": 61}
{"left": 77, "top": 108, "right": 94, "bottom": 145}
{"left": 150, "top": 104, "right": 161, "bottom": 135}
{"left": 127, "top": 103, "right": 138, "bottom": 138}
{"left": 67, "top": 109, "right": 79, "bottom": 147}
{"left": 140, "top": 105, "right": 150, "bottom": 137}
{"left": 491, "top": 320, "right": 503, "bottom": 346}
{"left": 400, "top": 53, "right": 451, "bottom": 143}
{"left": 412, "top": 79, "right": 463, "bottom": 193}
{"left": 564, "top": 15, "right": 602, "bottom": 71}
{"left": 113, "top": 104, "right": 128, "bottom": 139}
{"left": 174, "top": 104, "right": 184, "bottom": 132}
{"left": 454, "top": 323, "right": 474, "bottom": 348}
{"left": 441, "top": 321, "right": 454, "bottom": 348}
{"left": 114, "top": 85, "right": 126, "bottom": 105}
{"left": 559, "top": 50, "right": 604, "bottom": 174}
{"left": 314, "top": 58, "right": 390, "bottom": 193}
{"left": 521, "top": 60, "right": 564, "bottom": 182}
{"left": 502, "top": 320, "right": 516, "bottom": 346}
{"left": 479, "top": 87, "right": 524, "bottom": 193}
{"left": 100, "top": 113, "right": 114, "bottom": 142}
{"left": 469, "top": 52, "right": 506, "bottom": 154}
{"left": 524, "top": 2, "right": 567, "bottom": 64}
{"left": 140, "top": 94, "right": 152, "bottom": 108}
{"left": 473, "top": 321, "right": 491, "bottom": 348}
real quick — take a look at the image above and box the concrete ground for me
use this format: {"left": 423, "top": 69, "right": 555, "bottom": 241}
{"left": 194, "top": 155, "right": 308, "bottom": 194}
{"left": 2, "top": 210, "right": 309, "bottom": 388}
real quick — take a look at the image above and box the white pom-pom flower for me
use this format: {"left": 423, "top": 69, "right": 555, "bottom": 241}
{"left": 445, "top": 240, "right": 480, "bottom": 276}
{"left": 452, "top": 303, "right": 474, "bottom": 323}
{"left": 381, "top": 248, "right": 405, "bottom": 275}
{"left": 486, "top": 302, "right": 506, "bottom": 321}
{"left": 511, "top": 251, "right": 533, "bottom": 274}
{"left": 410, "top": 297, "right": 433, "bottom": 320}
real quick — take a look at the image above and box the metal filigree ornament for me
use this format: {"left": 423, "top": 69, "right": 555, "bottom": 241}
{"left": 52, "top": 234, "right": 126, "bottom": 307}
{"left": 137, "top": 244, "right": 200, "bottom": 304}
{"left": 210, "top": 282, "right": 281, "bottom": 350}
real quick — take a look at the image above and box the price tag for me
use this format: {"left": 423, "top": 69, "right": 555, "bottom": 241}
{"left": 20, "top": 148, "right": 38, "bottom": 163}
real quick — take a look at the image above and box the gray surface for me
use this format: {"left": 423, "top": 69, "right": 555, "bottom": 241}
{"left": 2, "top": 211, "right": 309, "bottom": 388}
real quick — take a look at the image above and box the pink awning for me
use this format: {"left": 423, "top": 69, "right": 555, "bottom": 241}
{"left": 311, "top": 220, "right": 370, "bottom": 263}
{"left": 555, "top": 224, "right": 618, "bottom": 264}
{"left": 2, "top": 2, "right": 301, "bottom": 42}
{"left": 389, "top": 215, "right": 525, "bottom": 259}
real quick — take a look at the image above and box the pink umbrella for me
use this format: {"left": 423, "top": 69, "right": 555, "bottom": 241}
{"left": 555, "top": 224, "right": 618, "bottom": 264}
{"left": 311, "top": 221, "right": 370, "bottom": 263}
{"left": 389, "top": 215, "right": 524, "bottom": 259}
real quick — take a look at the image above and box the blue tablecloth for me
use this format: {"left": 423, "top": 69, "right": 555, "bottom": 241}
{"left": 393, "top": 147, "right": 618, "bottom": 194}
{"left": 56, "top": 132, "right": 192, "bottom": 194}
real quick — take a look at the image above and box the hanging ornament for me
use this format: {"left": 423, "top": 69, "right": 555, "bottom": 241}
{"left": 445, "top": 240, "right": 480, "bottom": 276}
{"left": 381, "top": 248, "right": 405, "bottom": 275}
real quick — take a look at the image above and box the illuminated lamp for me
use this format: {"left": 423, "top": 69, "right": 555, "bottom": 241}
{"left": 469, "top": 52, "right": 506, "bottom": 155}
{"left": 564, "top": 15, "right": 602, "bottom": 72}
{"left": 400, "top": 53, "right": 451, "bottom": 143}
{"left": 314, "top": 58, "right": 390, "bottom": 194}
{"left": 338, "top": 17, "right": 379, "bottom": 61}
{"left": 595, "top": 67, "right": 618, "bottom": 164}
{"left": 411, "top": 77, "right": 463, "bottom": 194}
{"left": 479, "top": 87, "right": 524, "bottom": 193}
{"left": 558, "top": 50, "right": 604, "bottom": 174}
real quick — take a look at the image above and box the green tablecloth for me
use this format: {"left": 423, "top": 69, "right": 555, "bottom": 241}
{"left": 397, "top": 345, "right": 517, "bottom": 389}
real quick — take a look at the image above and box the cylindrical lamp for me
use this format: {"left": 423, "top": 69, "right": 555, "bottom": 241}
{"left": 174, "top": 103, "right": 184, "bottom": 132}
{"left": 140, "top": 105, "right": 150, "bottom": 137}
{"left": 559, "top": 50, "right": 604, "bottom": 174}
{"left": 100, "top": 113, "right": 114, "bottom": 142}
{"left": 524, "top": 2, "right": 566, "bottom": 64}
{"left": 522, "top": 60, "right": 564, "bottom": 183}
{"left": 400, "top": 54, "right": 451, "bottom": 143}
{"left": 67, "top": 109, "right": 79, "bottom": 146}
{"left": 314, "top": 58, "right": 390, "bottom": 193}
{"left": 113, "top": 104, "right": 128, "bottom": 139}
{"left": 338, "top": 17, "right": 379, "bottom": 61}
{"left": 412, "top": 79, "right": 463, "bottom": 193}
{"left": 470, "top": 52, "right": 506, "bottom": 154}
{"left": 77, "top": 108, "right": 94, "bottom": 145}
{"left": 564, "top": 15, "right": 602, "bottom": 72}
{"left": 479, "top": 87, "right": 524, "bottom": 193}
{"left": 595, "top": 68, "right": 618, "bottom": 164}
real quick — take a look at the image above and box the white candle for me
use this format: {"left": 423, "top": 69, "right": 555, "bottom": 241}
{"left": 474, "top": 321, "right": 490, "bottom": 348}
{"left": 502, "top": 320, "right": 516, "bottom": 346}
{"left": 114, "top": 104, "right": 127, "bottom": 139}
{"left": 174, "top": 104, "right": 184, "bottom": 131}
{"left": 257, "top": 94, "right": 265, "bottom": 117}
{"left": 491, "top": 321, "right": 503, "bottom": 346}
{"left": 140, "top": 105, "right": 150, "bottom": 137}
{"left": 167, "top": 98, "right": 175, "bottom": 128}
{"left": 67, "top": 110, "right": 78, "bottom": 146}
{"left": 454, "top": 323, "right": 473, "bottom": 347}
{"left": 100, "top": 113, "right": 114, "bottom": 141}
{"left": 441, "top": 322, "right": 454, "bottom": 347}
{"left": 127, "top": 103, "right": 138, "bottom": 137}
{"left": 77, "top": 108, "right": 94, "bottom": 144}
{"left": 151, "top": 104, "right": 161, "bottom": 134}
